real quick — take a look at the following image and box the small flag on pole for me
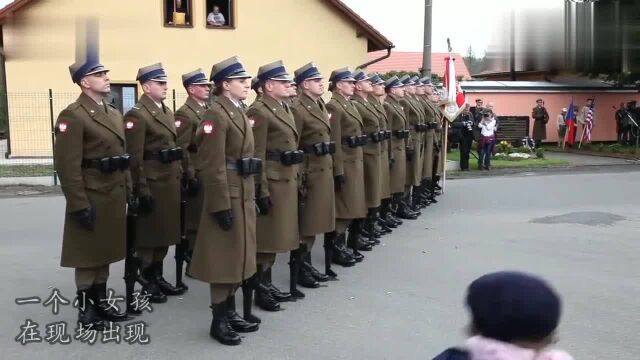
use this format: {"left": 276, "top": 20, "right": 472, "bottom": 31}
{"left": 583, "top": 99, "right": 595, "bottom": 143}
{"left": 565, "top": 98, "right": 576, "bottom": 146}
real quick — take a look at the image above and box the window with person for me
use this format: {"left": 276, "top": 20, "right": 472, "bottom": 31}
{"left": 164, "top": 0, "right": 193, "bottom": 27}
{"left": 206, "top": 0, "right": 234, "bottom": 28}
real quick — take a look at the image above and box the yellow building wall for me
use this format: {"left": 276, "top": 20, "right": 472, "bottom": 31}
{"left": 3, "top": 0, "right": 369, "bottom": 156}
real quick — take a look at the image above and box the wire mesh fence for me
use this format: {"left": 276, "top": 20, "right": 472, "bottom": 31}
{"left": 0, "top": 90, "right": 189, "bottom": 180}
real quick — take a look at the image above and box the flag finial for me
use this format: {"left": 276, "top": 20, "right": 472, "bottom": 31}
{"left": 447, "top": 38, "right": 452, "bottom": 53}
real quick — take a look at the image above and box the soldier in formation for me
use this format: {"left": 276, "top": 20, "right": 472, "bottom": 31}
{"left": 54, "top": 54, "right": 447, "bottom": 346}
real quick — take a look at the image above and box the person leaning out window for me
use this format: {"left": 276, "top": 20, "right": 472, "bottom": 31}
{"left": 207, "top": 6, "right": 226, "bottom": 26}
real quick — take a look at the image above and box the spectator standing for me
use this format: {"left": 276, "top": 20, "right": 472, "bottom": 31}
{"left": 478, "top": 111, "right": 496, "bottom": 170}
{"left": 531, "top": 99, "right": 550, "bottom": 148}
{"left": 556, "top": 108, "right": 567, "bottom": 148}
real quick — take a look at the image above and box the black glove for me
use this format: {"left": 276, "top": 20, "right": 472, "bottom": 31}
{"left": 256, "top": 196, "right": 273, "bottom": 215}
{"left": 71, "top": 207, "right": 96, "bottom": 231}
{"left": 406, "top": 148, "right": 415, "bottom": 161}
{"left": 126, "top": 193, "right": 139, "bottom": 213}
{"left": 212, "top": 209, "right": 233, "bottom": 231}
{"left": 185, "top": 177, "right": 201, "bottom": 197}
{"left": 334, "top": 175, "right": 346, "bottom": 192}
{"left": 138, "top": 195, "right": 155, "bottom": 213}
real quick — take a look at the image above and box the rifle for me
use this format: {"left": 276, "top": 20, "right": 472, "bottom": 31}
{"left": 174, "top": 178, "right": 190, "bottom": 291}
{"left": 124, "top": 192, "right": 145, "bottom": 315}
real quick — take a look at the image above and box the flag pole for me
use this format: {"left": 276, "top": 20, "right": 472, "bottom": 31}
{"left": 578, "top": 125, "right": 586, "bottom": 149}
{"left": 441, "top": 111, "right": 448, "bottom": 193}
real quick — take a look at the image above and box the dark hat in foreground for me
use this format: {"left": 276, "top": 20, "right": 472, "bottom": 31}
{"left": 466, "top": 271, "right": 562, "bottom": 342}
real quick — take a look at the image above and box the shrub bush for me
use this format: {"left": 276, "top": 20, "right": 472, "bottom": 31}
{"left": 536, "top": 148, "right": 545, "bottom": 159}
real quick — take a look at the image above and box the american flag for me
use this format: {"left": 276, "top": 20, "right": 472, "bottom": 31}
{"left": 583, "top": 99, "right": 595, "bottom": 143}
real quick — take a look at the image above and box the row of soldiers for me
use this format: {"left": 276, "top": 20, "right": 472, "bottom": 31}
{"left": 54, "top": 54, "right": 445, "bottom": 346}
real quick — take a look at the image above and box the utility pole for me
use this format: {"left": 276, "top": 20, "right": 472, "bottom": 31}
{"left": 422, "top": 0, "right": 432, "bottom": 78}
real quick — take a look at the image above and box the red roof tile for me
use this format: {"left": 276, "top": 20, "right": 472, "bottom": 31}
{"left": 366, "top": 50, "right": 472, "bottom": 79}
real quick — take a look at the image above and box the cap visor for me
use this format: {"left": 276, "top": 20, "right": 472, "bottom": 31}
{"left": 269, "top": 74, "right": 293, "bottom": 82}
{"left": 85, "top": 68, "right": 110, "bottom": 76}
{"left": 227, "top": 71, "right": 252, "bottom": 79}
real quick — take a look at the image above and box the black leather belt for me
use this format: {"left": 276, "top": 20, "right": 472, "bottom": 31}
{"left": 368, "top": 130, "right": 386, "bottom": 143}
{"left": 226, "top": 158, "right": 262, "bottom": 176}
{"left": 81, "top": 154, "right": 130, "bottom": 173}
{"left": 342, "top": 135, "right": 368, "bottom": 148}
{"left": 265, "top": 150, "right": 305, "bottom": 165}
{"left": 393, "top": 130, "right": 410, "bottom": 139}
{"left": 301, "top": 141, "right": 336, "bottom": 156}
{"left": 143, "top": 147, "right": 183, "bottom": 164}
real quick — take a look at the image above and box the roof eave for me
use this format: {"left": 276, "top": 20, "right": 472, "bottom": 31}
{"left": 324, "top": 0, "right": 394, "bottom": 52}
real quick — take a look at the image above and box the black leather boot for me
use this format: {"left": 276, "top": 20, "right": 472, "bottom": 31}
{"left": 141, "top": 266, "right": 167, "bottom": 303}
{"left": 155, "top": 262, "right": 186, "bottom": 296}
{"left": 374, "top": 206, "right": 393, "bottom": 234}
{"left": 76, "top": 289, "right": 105, "bottom": 331}
{"left": 92, "top": 283, "right": 129, "bottom": 322}
{"left": 304, "top": 252, "right": 329, "bottom": 282}
{"left": 323, "top": 232, "right": 340, "bottom": 279}
{"left": 255, "top": 265, "right": 282, "bottom": 311}
{"left": 210, "top": 302, "right": 241, "bottom": 346}
{"left": 289, "top": 248, "right": 305, "bottom": 300}
{"left": 241, "top": 276, "right": 262, "bottom": 324}
{"left": 397, "top": 200, "right": 418, "bottom": 220}
{"left": 289, "top": 248, "right": 306, "bottom": 299}
{"left": 265, "top": 267, "right": 293, "bottom": 302}
{"left": 226, "top": 295, "right": 259, "bottom": 333}
{"left": 426, "top": 180, "right": 439, "bottom": 203}
{"left": 296, "top": 244, "right": 320, "bottom": 289}
{"left": 348, "top": 222, "right": 369, "bottom": 262}
{"left": 331, "top": 232, "right": 357, "bottom": 266}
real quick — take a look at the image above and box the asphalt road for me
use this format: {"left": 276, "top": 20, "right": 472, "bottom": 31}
{"left": 1, "top": 168, "right": 639, "bottom": 359}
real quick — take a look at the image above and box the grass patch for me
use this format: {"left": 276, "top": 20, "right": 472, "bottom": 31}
{"left": 542, "top": 143, "right": 640, "bottom": 156}
{"left": 447, "top": 150, "right": 569, "bottom": 171}
{"left": 0, "top": 164, "right": 54, "bottom": 177}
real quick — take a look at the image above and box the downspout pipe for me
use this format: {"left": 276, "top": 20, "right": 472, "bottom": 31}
{"left": 357, "top": 46, "right": 393, "bottom": 70}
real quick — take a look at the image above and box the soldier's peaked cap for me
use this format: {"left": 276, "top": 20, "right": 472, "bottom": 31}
{"left": 182, "top": 68, "right": 211, "bottom": 87}
{"left": 353, "top": 69, "right": 370, "bottom": 82}
{"left": 399, "top": 74, "right": 414, "bottom": 85}
{"left": 210, "top": 56, "right": 251, "bottom": 83}
{"left": 384, "top": 76, "right": 403, "bottom": 89}
{"left": 368, "top": 73, "right": 385, "bottom": 85}
{"left": 411, "top": 76, "right": 423, "bottom": 86}
{"left": 294, "top": 63, "right": 323, "bottom": 84}
{"left": 257, "top": 60, "right": 292, "bottom": 83}
{"left": 420, "top": 76, "right": 432, "bottom": 85}
{"left": 329, "top": 67, "right": 356, "bottom": 83}
{"left": 137, "top": 63, "right": 168, "bottom": 83}
{"left": 69, "top": 18, "right": 108, "bottom": 84}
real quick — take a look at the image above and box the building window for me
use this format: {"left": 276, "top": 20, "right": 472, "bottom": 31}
{"left": 107, "top": 84, "right": 138, "bottom": 115}
{"left": 164, "top": 0, "right": 193, "bottom": 27}
{"left": 206, "top": 0, "right": 235, "bottom": 29}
